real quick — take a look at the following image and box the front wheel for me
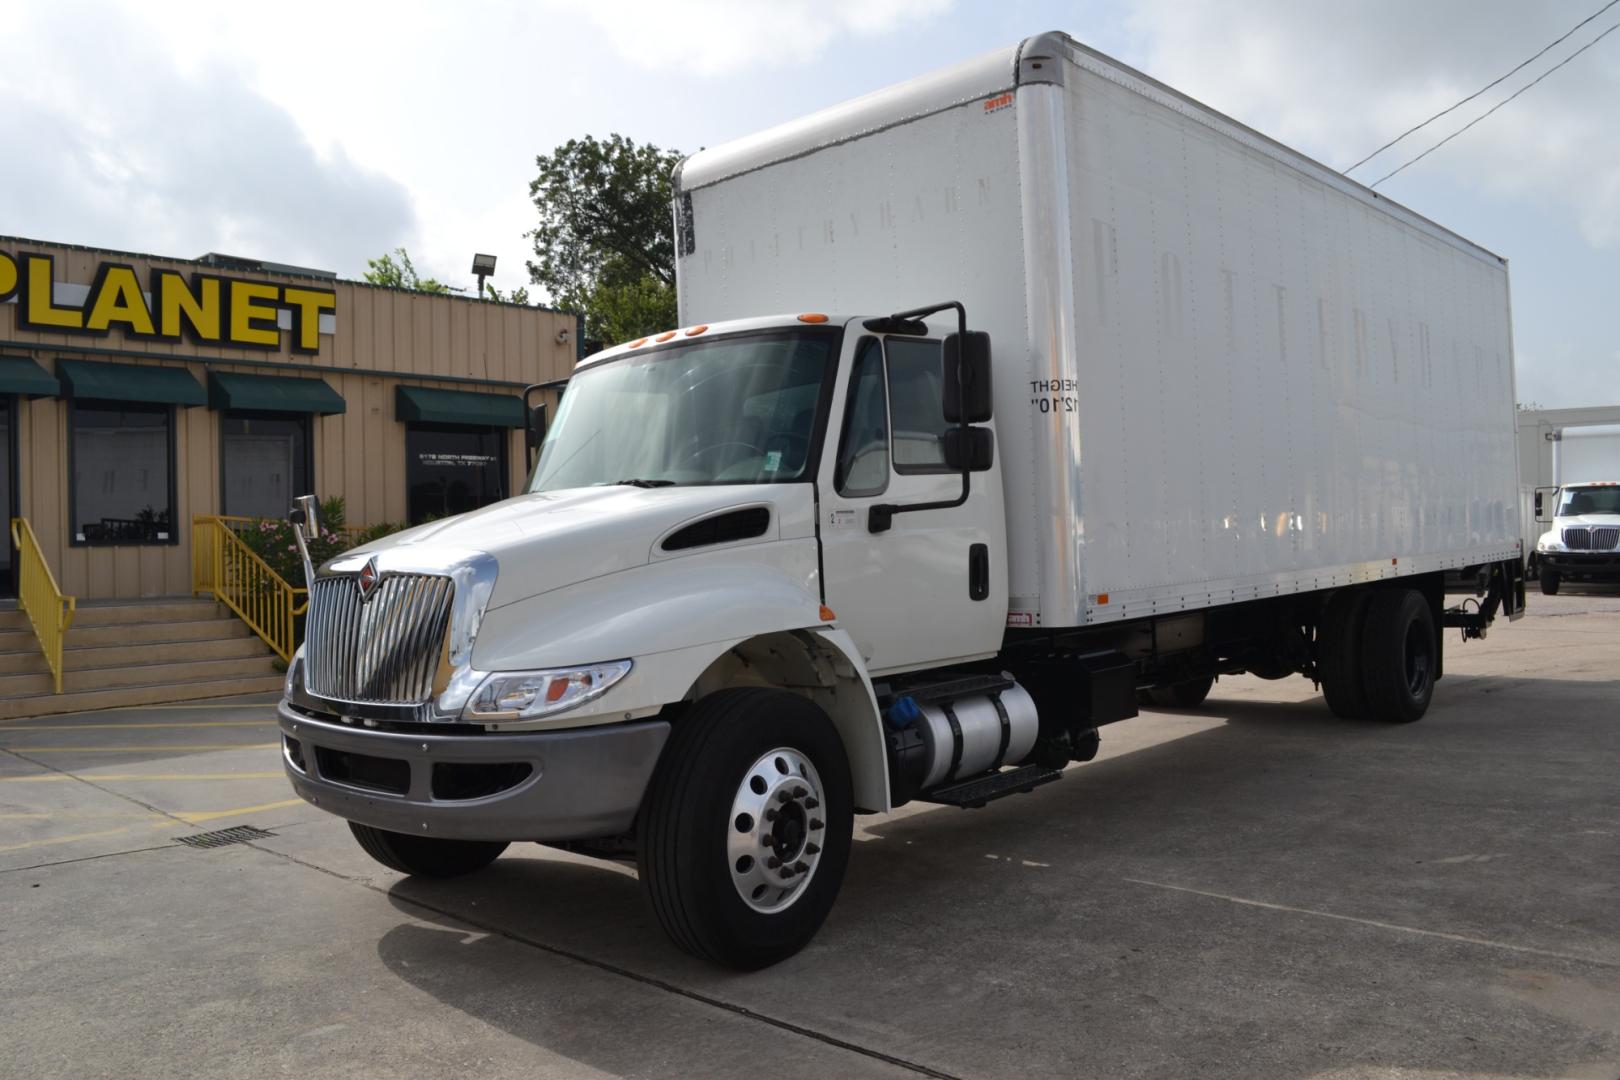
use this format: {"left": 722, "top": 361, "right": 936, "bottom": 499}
{"left": 1540, "top": 571, "right": 1561, "bottom": 595}
{"left": 348, "top": 822, "right": 508, "bottom": 877}
{"left": 638, "top": 688, "right": 853, "bottom": 970}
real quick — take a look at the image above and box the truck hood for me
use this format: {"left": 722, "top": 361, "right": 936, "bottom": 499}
{"left": 1554, "top": 514, "right": 1620, "bottom": 526}
{"left": 340, "top": 485, "right": 804, "bottom": 609}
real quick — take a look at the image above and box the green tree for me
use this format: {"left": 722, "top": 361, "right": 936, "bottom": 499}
{"left": 363, "top": 248, "right": 449, "bottom": 294}
{"left": 484, "top": 283, "right": 532, "bottom": 305}
{"left": 526, "top": 134, "right": 681, "bottom": 343}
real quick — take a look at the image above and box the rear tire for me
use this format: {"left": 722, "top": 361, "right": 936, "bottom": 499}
{"left": 1359, "top": 589, "right": 1437, "bottom": 724}
{"left": 638, "top": 688, "right": 853, "bottom": 970}
{"left": 348, "top": 822, "right": 508, "bottom": 878}
{"left": 1318, "top": 590, "right": 1371, "bottom": 719}
{"left": 1540, "top": 571, "right": 1561, "bottom": 595}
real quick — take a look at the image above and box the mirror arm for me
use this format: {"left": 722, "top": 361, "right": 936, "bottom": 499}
{"left": 289, "top": 494, "right": 321, "bottom": 590}
{"left": 868, "top": 300, "right": 973, "bottom": 533}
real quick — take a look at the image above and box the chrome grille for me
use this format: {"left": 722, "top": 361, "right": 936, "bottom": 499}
{"left": 1594, "top": 527, "right": 1620, "bottom": 550}
{"left": 304, "top": 573, "right": 455, "bottom": 704}
{"left": 1563, "top": 528, "right": 1593, "bottom": 550}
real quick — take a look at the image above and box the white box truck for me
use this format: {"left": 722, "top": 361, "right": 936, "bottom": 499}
{"left": 278, "top": 32, "right": 1526, "bottom": 969}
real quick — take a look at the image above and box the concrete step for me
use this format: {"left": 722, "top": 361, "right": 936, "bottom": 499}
{"left": 0, "top": 609, "right": 26, "bottom": 633}
{"left": 71, "top": 600, "right": 235, "bottom": 627}
{"left": 63, "top": 636, "right": 272, "bottom": 671}
{"left": 0, "top": 627, "right": 38, "bottom": 652}
{"left": 0, "top": 649, "right": 48, "bottom": 676}
{"left": 65, "top": 656, "right": 283, "bottom": 694}
{"left": 0, "top": 676, "right": 286, "bottom": 721}
{"left": 65, "top": 617, "right": 256, "bottom": 650}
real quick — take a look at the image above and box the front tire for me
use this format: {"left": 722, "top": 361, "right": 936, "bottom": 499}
{"left": 348, "top": 822, "right": 508, "bottom": 877}
{"left": 638, "top": 688, "right": 853, "bottom": 970}
{"left": 1540, "top": 570, "right": 1561, "bottom": 595}
{"left": 1359, "top": 589, "right": 1437, "bottom": 723}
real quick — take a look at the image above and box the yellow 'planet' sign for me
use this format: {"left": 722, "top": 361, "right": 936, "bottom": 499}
{"left": 0, "top": 250, "right": 336, "bottom": 355}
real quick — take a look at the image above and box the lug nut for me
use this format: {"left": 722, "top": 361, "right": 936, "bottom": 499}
{"left": 809, "top": 819, "right": 824, "bottom": 831}
{"left": 804, "top": 797, "right": 819, "bottom": 809}
{"left": 794, "top": 861, "right": 809, "bottom": 873}
{"left": 777, "top": 790, "right": 793, "bottom": 804}
{"left": 766, "top": 855, "right": 781, "bottom": 869}
{"left": 791, "top": 786, "right": 807, "bottom": 798}
{"left": 805, "top": 842, "right": 820, "bottom": 855}
{"left": 780, "top": 867, "right": 795, "bottom": 879}
{"left": 764, "top": 807, "right": 778, "bottom": 822}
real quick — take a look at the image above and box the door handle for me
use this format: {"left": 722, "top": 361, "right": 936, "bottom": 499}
{"left": 969, "top": 543, "right": 989, "bottom": 601}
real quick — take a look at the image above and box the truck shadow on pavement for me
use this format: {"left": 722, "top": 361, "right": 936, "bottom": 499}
{"left": 370, "top": 675, "right": 1620, "bottom": 1079}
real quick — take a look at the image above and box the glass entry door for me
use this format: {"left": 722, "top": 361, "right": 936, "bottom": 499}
{"left": 1, "top": 397, "right": 13, "bottom": 598}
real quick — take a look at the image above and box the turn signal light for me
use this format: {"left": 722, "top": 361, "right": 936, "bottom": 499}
{"left": 685, "top": 325, "right": 708, "bottom": 336}
{"left": 798, "top": 313, "right": 829, "bottom": 324}
{"left": 819, "top": 604, "right": 836, "bottom": 622}
{"left": 655, "top": 331, "right": 677, "bottom": 342}
{"left": 628, "top": 338, "right": 648, "bottom": 348}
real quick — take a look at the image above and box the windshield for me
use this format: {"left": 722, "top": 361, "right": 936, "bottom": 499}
{"left": 1557, "top": 486, "right": 1620, "bottom": 516}
{"left": 530, "top": 330, "right": 836, "bottom": 492}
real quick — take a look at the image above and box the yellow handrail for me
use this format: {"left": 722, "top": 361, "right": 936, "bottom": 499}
{"left": 9, "top": 517, "right": 76, "bottom": 694}
{"left": 191, "top": 515, "right": 307, "bottom": 664}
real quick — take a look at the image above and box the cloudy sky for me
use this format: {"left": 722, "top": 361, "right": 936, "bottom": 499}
{"left": 2, "top": 0, "right": 1616, "bottom": 407}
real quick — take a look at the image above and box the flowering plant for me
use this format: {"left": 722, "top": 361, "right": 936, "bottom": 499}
{"left": 233, "top": 497, "right": 405, "bottom": 585}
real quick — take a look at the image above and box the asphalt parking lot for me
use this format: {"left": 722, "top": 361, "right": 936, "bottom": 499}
{"left": 3, "top": 589, "right": 1618, "bottom": 1080}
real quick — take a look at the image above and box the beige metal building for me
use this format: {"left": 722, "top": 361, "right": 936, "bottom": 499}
{"left": 0, "top": 236, "right": 578, "bottom": 602}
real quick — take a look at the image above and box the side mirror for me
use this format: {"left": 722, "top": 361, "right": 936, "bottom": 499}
{"left": 1534, "top": 486, "right": 1558, "bottom": 523}
{"left": 943, "top": 331, "right": 992, "bottom": 423}
{"left": 289, "top": 494, "right": 322, "bottom": 542}
{"left": 942, "top": 426, "right": 994, "bottom": 472}
{"left": 525, "top": 402, "right": 548, "bottom": 450}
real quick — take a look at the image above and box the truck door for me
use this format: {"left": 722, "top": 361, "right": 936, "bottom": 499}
{"left": 817, "top": 332, "right": 1006, "bottom": 673}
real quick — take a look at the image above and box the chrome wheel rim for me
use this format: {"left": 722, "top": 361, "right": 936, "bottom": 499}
{"left": 727, "top": 747, "right": 826, "bottom": 914}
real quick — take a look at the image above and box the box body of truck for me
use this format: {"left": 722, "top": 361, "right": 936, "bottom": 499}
{"left": 676, "top": 33, "right": 1522, "bottom": 629}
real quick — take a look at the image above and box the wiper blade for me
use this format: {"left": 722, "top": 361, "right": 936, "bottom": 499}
{"left": 614, "top": 478, "right": 676, "bottom": 488}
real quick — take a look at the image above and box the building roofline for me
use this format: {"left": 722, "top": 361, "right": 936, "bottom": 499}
{"left": 0, "top": 233, "right": 577, "bottom": 316}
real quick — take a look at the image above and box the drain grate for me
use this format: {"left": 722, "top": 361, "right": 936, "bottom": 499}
{"left": 175, "top": 825, "right": 275, "bottom": 849}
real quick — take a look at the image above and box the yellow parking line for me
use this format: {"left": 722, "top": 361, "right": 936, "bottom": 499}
{"left": 0, "top": 721, "right": 272, "bottom": 732}
{"left": 0, "top": 743, "right": 279, "bottom": 753}
{"left": 174, "top": 798, "right": 305, "bottom": 824}
{"left": 0, "top": 821, "right": 170, "bottom": 853}
{"left": 0, "top": 772, "right": 285, "bottom": 783}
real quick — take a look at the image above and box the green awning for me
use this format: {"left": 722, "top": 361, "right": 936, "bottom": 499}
{"left": 395, "top": 385, "right": 523, "bottom": 428}
{"left": 208, "top": 371, "right": 346, "bottom": 415}
{"left": 57, "top": 359, "right": 206, "bottom": 407}
{"left": 0, "top": 356, "right": 59, "bottom": 398}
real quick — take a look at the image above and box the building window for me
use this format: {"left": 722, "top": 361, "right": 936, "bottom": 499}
{"left": 221, "top": 412, "right": 311, "bottom": 521}
{"left": 72, "top": 403, "right": 175, "bottom": 544}
{"left": 406, "top": 424, "right": 508, "bottom": 525}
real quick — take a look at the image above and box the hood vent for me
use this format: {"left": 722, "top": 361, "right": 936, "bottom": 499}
{"left": 661, "top": 507, "right": 771, "bottom": 552}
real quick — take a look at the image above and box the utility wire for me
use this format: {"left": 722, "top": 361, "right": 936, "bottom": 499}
{"left": 1344, "top": 0, "right": 1620, "bottom": 173}
{"left": 1369, "top": 19, "right": 1620, "bottom": 187}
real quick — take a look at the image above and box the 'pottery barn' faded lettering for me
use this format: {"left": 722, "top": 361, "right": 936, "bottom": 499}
{"left": 0, "top": 250, "right": 337, "bottom": 354}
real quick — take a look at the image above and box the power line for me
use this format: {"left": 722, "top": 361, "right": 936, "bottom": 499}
{"left": 1344, "top": 0, "right": 1620, "bottom": 173}
{"left": 1368, "top": 19, "right": 1620, "bottom": 188}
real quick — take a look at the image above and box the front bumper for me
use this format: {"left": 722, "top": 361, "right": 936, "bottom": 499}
{"left": 1540, "top": 551, "right": 1620, "bottom": 579}
{"left": 277, "top": 701, "right": 669, "bottom": 842}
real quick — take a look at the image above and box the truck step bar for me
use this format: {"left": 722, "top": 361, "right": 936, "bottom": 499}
{"left": 922, "top": 764, "right": 1062, "bottom": 809}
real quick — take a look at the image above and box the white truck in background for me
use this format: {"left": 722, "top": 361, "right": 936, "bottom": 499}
{"left": 1532, "top": 481, "right": 1620, "bottom": 593}
{"left": 278, "top": 32, "right": 1525, "bottom": 969}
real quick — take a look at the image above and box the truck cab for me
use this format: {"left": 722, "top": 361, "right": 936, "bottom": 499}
{"left": 1532, "top": 481, "right": 1620, "bottom": 594}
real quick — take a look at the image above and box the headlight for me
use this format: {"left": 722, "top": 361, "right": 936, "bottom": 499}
{"left": 1537, "top": 538, "right": 1564, "bottom": 553}
{"left": 464, "top": 660, "right": 633, "bottom": 722}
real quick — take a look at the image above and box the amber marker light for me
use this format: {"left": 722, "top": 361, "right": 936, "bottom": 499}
{"left": 685, "top": 324, "right": 708, "bottom": 336}
{"left": 628, "top": 338, "right": 648, "bottom": 348}
{"left": 797, "top": 313, "right": 829, "bottom": 323}
{"left": 655, "top": 331, "right": 677, "bottom": 342}
{"left": 819, "top": 604, "right": 837, "bottom": 622}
